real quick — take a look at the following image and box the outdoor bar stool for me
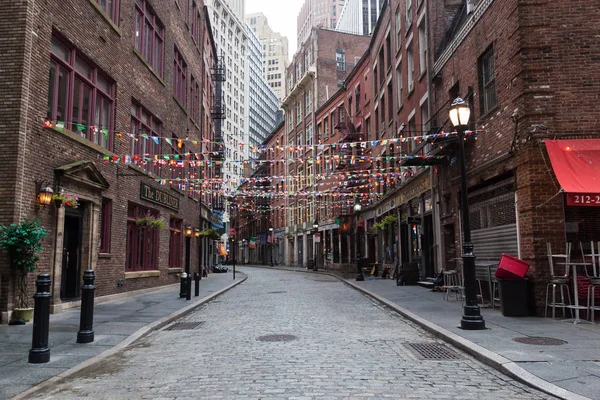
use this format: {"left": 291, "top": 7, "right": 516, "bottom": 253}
{"left": 443, "top": 269, "right": 464, "bottom": 302}
{"left": 545, "top": 242, "right": 573, "bottom": 319}
{"left": 581, "top": 241, "right": 600, "bottom": 322}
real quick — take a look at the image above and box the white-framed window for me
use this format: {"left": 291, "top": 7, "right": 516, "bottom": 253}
{"left": 405, "top": 0, "right": 413, "bottom": 28}
{"left": 418, "top": 20, "right": 427, "bottom": 76}
{"left": 305, "top": 89, "right": 312, "bottom": 114}
{"left": 407, "top": 47, "right": 414, "bottom": 93}
{"left": 296, "top": 101, "right": 302, "bottom": 125}
{"left": 336, "top": 49, "right": 346, "bottom": 72}
{"left": 479, "top": 46, "right": 497, "bottom": 115}
{"left": 306, "top": 123, "right": 313, "bottom": 146}
{"left": 395, "top": 9, "right": 402, "bottom": 51}
{"left": 396, "top": 63, "right": 403, "bottom": 108}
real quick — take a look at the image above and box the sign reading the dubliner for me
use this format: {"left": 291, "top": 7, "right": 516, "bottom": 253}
{"left": 140, "top": 183, "right": 180, "bottom": 211}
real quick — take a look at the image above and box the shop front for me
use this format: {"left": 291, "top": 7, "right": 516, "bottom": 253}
{"left": 396, "top": 173, "right": 435, "bottom": 279}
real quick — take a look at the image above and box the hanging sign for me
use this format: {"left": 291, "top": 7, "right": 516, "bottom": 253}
{"left": 140, "top": 183, "right": 180, "bottom": 211}
{"left": 567, "top": 193, "right": 600, "bottom": 207}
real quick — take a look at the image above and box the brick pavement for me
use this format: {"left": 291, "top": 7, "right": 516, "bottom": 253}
{"left": 1, "top": 272, "right": 243, "bottom": 400}
{"left": 29, "top": 268, "right": 552, "bottom": 399}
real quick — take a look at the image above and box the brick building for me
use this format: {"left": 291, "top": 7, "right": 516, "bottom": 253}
{"left": 0, "top": 0, "right": 223, "bottom": 322}
{"left": 250, "top": 0, "right": 600, "bottom": 314}
{"left": 428, "top": 0, "right": 600, "bottom": 312}
{"left": 281, "top": 28, "right": 370, "bottom": 267}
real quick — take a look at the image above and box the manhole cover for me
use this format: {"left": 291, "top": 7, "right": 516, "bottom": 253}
{"left": 404, "top": 343, "right": 462, "bottom": 360}
{"left": 267, "top": 291, "right": 287, "bottom": 294}
{"left": 257, "top": 334, "right": 297, "bottom": 342}
{"left": 163, "top": 321, "right": 204, "bottom": 331}
{"left": 513, "top": 337, "right": 567, "bottom": 346}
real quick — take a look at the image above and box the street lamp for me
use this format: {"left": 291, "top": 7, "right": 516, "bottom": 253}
{"left": 312, "top": 219, "right": 319, "bottom": 271}
{"left": 269, "top": 227, "right": 274, "bottom": 266}
{"left": 450, "top": 97, "right": 485, "bottom": 330}
{"left": 354, "top": 201, "right": 364, "bottom": 281}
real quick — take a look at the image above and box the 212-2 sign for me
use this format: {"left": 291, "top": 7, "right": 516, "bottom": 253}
{"left": 567, "top": 193, "right": 600, "bottom": 207}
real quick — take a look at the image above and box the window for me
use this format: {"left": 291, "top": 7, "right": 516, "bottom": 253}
{"left": 126, "top": 203, "right": 159, "bottom": 271}
{"left": 324, "top": 116, "right": 329, "bottom": 140}
{"left": 306, "top": 123, "right": 313, "bottom": 146}
{"left": 395, "top": 9, "right": 402, "bottom": 50}
{"left": 405, "top": 0, "right": 413, "bottom": 28}
{"left": 355, "top": 85, "right": 361, "bottom": 115}
{"left": 191, "top": 1, "right": 201, "bottom": 45}
{"left": 100, "top": 198, "right": 112, "bottom": 253}
{"left": 418, "top": 21, "right": 427, "bottom": 76}
{"left": 131, "top": 102, "right": 161, "bottom": 175}
{"left": 396, "top": 63, "right": 403, "bottom": 108}
{"left": 479, "top": 46, "right": 497, "bottom": 115}
{"left": 305, "top": 47, "right": 312, "bottom": 67}
{"left": 305, "top": 89, "right": 312, "bottom": 114}
{"left": 387, "top": 82, "right": 393, "bottom": 123}
{"left": 336, "top": 49, "right": 346, "bottom": 72}
{"left": 169, "top": 218, "right": 182, "bottom": 269}
{"left": 190, "top": 75, "right": 200, "bottom": 123}
{"left": 386, "top": 34, "right": 392, "bottom": 70}
{"left": 296, "top": 101, "right": 302, "bottom": 125}
{"left": 407, "top": 47, "right": 414, "bottom": 93}
{"left": 47, "top": 35, "right": 115, "bottom": 150}
{"left": 134, "top": 0, "right": 164, "bottom": 77}
{"left": 95, "top": 0, "right": 119, "bottom": 23}
{"left": 174, "top": 47, "right": 187, "bottom": 107}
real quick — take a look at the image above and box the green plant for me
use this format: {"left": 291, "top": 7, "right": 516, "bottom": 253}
{"left": 199, "top": 228, "right": 221, "bottom": 240}
{"left": 0, "top": 220, "right": 47, "bottom": 308}
{"left": 136, "top": 216, "right": 166, "bottom": 230}
{"left": 371, "top": 216, "right": 398, "bottom": 234}
{"left": 52, "top": 193, "right": 79, "bottom": 208}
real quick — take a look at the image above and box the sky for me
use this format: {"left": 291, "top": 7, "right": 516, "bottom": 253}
{"left": 246, "top": 0, "right": 305, "bottom": 58}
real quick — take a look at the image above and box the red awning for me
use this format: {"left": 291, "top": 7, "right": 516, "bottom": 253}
{"left": 545, "top": 139, "right": 600, "bottom": 206}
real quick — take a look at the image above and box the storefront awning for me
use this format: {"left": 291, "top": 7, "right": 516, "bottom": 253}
{"left": 545, "top": 139, "right": 600, "bottom": 206}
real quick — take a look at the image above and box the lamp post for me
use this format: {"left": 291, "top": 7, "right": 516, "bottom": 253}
{"left": 450, "top": 97, "right": 485, "bottom": 330}
{"left": 269, "top": 227, "right": 274, "bottom": 266}
{"left": 354, "top": 202, "right": 364, "bottom": 281}
{"left": 312, "top": 220, "right": 319, "bottom": 271}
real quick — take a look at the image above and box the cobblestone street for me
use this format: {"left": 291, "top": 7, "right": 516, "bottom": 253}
{"left": 31, "top": 268, "right": 552, "bottom": 399}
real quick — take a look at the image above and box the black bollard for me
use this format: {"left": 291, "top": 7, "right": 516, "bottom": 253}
{"left": 179, "top": 272, "right": 188, "bottom": 298}
{"left": 194, "top": 272, "right": 200, "bottom": 297}
{"left": 185, "top": 275, "right": 192, "bottom": 301}
{"left": 77, "top": 270, "right": 96, "bottom": 344}
{"left": 29, "top": 274, "right": 52, "bottom": 364}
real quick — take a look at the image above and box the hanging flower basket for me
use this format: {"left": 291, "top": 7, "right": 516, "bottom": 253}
{"left": 199, "top": 228, "right": 221, "bottom": 240}
{"left": 136, "top": 216, "right": 166, "bottom": 230}
{"left": 51, "top": 193, "right": 79, "bottom": 208}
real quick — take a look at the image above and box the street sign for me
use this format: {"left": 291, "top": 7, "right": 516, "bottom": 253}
{"left": 407, "top": 217, "right": 421, "bottom": 225}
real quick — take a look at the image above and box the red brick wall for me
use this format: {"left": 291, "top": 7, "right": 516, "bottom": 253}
{"left": 0, "top": 0, "right": 217, "bottom": 316}
{"left": 431, "top": 0, "right": 600, "bottom": 313}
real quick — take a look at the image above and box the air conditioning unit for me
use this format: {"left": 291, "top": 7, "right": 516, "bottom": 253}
{"left": 466, "top": 0, "right": 476, "bottom": 14}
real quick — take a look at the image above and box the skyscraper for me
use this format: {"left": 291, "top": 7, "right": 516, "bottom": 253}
{"left": 245, "top": 25, "right": 281, "bottom": 154}
{"left": 336, "top": 0, "right": 384, "bottom": 36}
{"left": 297, "top": 0, "right": 346, "bottom": 47}
{"left": 246, "top": 12, "right": 290, "bottom": 101}
{"left": 206, "top": 0, "right": 248, "bottom": 194}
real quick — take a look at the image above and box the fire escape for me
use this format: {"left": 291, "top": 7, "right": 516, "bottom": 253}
{"left": 211, "top": 56, "right": 226, "bottom": 212}
{"left": 334, "top": 106, "right": 365, "bottom": 221}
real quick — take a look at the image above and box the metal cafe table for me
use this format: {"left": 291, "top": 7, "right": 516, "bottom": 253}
{"left": 556, "top": 261, "right": 592, "bottom": 324}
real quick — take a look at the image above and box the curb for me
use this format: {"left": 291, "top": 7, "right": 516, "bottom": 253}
{"left": 243, "top": 265, "right": 588, "bottom": 400}
{"left": 11, "top": 275, "right": 247, "bottom": 400}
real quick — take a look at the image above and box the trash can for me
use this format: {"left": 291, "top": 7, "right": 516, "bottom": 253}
{"left": 497, "top": 278, "right": 530, "bottom": 317}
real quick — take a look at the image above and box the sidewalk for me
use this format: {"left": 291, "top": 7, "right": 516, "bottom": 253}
{"left": 249, "top": 264, "right": 598, "bottom": 400}
{"left": 0, "top": 271, "right": 246, "bottom": 400}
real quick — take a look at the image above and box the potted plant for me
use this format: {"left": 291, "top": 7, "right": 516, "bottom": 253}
{"left": 51, "top": 193, "right": 79, "bottom": 208}
{"left": 199, "top": 228, "right": 222, "bottom": 240}
{"left": 0, "top": 220, "right": 48, "bottom": 322}
{"left": 136, "top": 215, "right": 166, "bottom": 230}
